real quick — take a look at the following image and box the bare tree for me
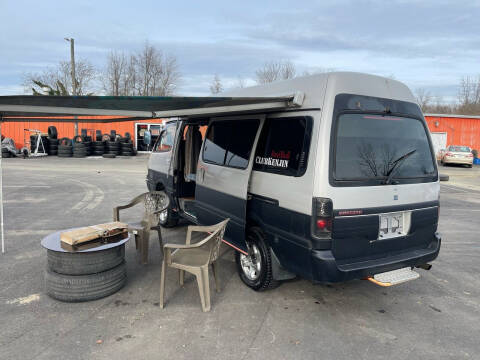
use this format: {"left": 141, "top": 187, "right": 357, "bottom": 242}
{"left": 23, "top": 59, "right": 96, "bottom": 95}
{"left": 133, "top": 43, "right": 180, "bottom": 96}
{"left": 235, "top": 76, "right": 246, "bottom": 88}
{"left": 457, "top": 76, "right": 480, "bottom": 115}
{"left": 415, "top": 88, "right": 432, "bottom": 112}
{"left": 102, "top": 51, "right": 127, "bottom": 96}
{"left": 209, "top": 74, "right": 223, "bottom": 94}
{"left": 255, "top": 60, "right": 296, "bottom": 84}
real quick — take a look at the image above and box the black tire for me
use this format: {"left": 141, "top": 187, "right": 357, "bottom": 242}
{"left": 96, "top": 130, "right": 102, "bottom": 141}
{"left": 84, "top": 135, "right": 92, "bottom": 142}
{"left": 235, "top": 227, "right": 279, "bottom": 291}
{"left": 121, "top": 152, "right": 133, "bottom": 156}
{"left": 73, "top": 153, "right": 87, "bottom": 158}
{"left": 102, "top": 153, "right": 116, "bottom": 158}
{"left": 48, "top": 150, "right": 58, "bottom": 156}
{"left": 48, "top": 126, "right": 58, "bottom": 139}
{"left": 124, "top": 132, "right": 131, "bottom": 140}
{"left": 59, "top": 137, "right": 72, "bottom": 146}
{"left": 58, "top": 152, "right": 73, "bottom": 157}
{"left": 47, "top": 246, "right": 125, "bottom": 275}
{"left": 110, "top": 130, "right": 116, "bottom": 141}
{"left": 158, "top": 204, "right": 179, "bottom": 228}
{"left": 49, "top": 138, "right": 59, "bottom": 146}
{"left": 92, "top": 141, "right": 104, "bottom": 147}
{"left": 58, "top": 145, "right": 73, "bottom": 153}
{"left": 73, "top": 135, "right": 84, "bottom": 143}
{"left": 45, "top": 261, "right": 127, "bottom": 302}
{"left": 81, "top": 129, "right": 87, "bottom": 137}
{"left": 74, "top": 142, "right": 86, "bottom": 149}
{"left": 1, "top": 151, "right": 11, "bottom": 158}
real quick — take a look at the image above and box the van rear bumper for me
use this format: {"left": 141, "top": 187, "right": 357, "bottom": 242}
{"left": 310, "top": 233, "right": 441, "bottom": 283}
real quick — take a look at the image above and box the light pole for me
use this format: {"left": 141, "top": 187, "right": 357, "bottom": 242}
{"left": 65, "top": 38, "right": 78, "bottom": 135}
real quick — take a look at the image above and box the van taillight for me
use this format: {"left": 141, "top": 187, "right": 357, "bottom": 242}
{"left": 312, "top": 197, "right": 333, "bottom": 239}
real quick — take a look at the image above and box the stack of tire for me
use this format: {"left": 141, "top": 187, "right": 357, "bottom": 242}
{"left": 72, "top": 135, "right": 88, "bottom": 158}
{"left": 58, "top": 138, "right": 73, "bottom": 157}
{"left": 1, "top": 147, "right": 11, "bottom": 158}
{"left": 120, "top": 132, "right": 135, "bottom": 156}
{"left": 30, "top": 134, "right": 49, "bottom": 154}
{"left": 47, "top": 126, "right": 58, "bottom": 156}
{"left": 80, "top": 130, "right": 93, "bottom": 156}
{"left": 92, "top": 130, "right": 105, "bottom": 156}
{"left": 105, "top": 130, "right": 120, "bottom": 158}
{"left": 45, "top": 245, "right": 127, "bottom": 302}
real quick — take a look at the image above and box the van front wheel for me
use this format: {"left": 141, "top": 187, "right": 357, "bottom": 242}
{"left": 235, "top": 227, "right": 279, "bottom": 291}
{"left": 158, "top": 207, "right": 178, "bottom": 228}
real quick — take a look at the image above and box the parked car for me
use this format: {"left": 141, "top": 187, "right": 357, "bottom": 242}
{"left": 147, "top": 72, "right": 441, "bottom": 290}
{"left": 441, "top": 145, "right": 473, "bottom": 167}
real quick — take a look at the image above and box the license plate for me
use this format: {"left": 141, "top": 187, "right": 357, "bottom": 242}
{"left": 378, "top": 212, "right": 410, "bottom": 240}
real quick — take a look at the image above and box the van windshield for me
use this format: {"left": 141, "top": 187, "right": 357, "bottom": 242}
{"left": 334, "top": 114, "right": 436, "bottom": 183}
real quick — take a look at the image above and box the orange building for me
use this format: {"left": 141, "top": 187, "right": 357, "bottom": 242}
{"left": 425, "top": 114, "right": 480, "bottom": 155}
{"left": 1, "top": 113, "right": 479, "bottom": 154}
{"left": 1, "top": 116, "right": 165, "bottom": 151}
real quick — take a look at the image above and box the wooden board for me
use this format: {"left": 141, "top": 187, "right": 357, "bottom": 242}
{"left": 60, "top": 222, "right": 128, "bottom": 246}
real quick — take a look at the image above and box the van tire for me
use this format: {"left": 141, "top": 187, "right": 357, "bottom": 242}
{"left": 235, "top": 227, "right": 279, "bottom": 291}
{"left": 158, "top": 206, "right": 179, "bottom": 228}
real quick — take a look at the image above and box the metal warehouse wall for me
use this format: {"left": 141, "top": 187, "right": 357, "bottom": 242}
{"left": 425, "top": 115, "right": 480, "bottom": 151}
{"left": 2, "top": 118, "right": 163, "bottom": 148}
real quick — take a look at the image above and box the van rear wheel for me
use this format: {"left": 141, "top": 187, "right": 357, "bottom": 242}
{"left": 235, "top": 227, "right": 278, "bottom": 291}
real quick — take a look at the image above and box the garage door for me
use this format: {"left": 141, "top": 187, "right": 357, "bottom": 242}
{"left": 430, "top": 132, "right": 447, "bottom": 158}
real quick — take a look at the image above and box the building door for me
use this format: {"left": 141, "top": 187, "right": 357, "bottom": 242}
{"left": 135, "top": 123, "right": 163, "bottom": 152}
{"left": 430, "top": 132, "right": 447, "bottom": 159}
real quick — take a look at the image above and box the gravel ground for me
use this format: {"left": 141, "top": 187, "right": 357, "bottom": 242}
{"left": 0, "top": 156, "right": 479, "bottom": 360}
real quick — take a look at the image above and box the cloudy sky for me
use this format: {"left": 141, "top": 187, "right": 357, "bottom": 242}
{"left": 1, "top": 0, "right": 479, "bottom": 101}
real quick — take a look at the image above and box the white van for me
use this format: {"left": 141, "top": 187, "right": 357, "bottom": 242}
{"left": 147, "top": 72, "right": 441, "bottom": 290}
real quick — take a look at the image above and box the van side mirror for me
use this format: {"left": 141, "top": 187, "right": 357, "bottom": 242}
{"left": 439, "top": 174, "right": 449, "bottom": 182}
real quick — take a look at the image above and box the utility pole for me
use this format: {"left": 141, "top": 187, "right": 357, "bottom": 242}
{"left": 65, "top": 38, "right": 78, "bottom": 135}
{"left": 65, "top": 38, "right": 77, "bottom": 95}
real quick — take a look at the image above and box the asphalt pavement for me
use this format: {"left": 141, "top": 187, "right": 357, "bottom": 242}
{"left": 0, "top": 156, "right": 479, "bottom": 360}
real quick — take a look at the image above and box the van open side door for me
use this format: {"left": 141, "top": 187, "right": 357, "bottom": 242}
{"left": 194, "top": 116, "right": 264, "bottom": 253}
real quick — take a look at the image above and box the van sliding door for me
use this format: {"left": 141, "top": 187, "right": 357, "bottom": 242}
{"left": 195, "top": 116, "right": 264, "bottom": 252}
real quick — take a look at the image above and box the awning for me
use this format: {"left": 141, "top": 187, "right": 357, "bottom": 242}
{"left": 0, "top": 92, "right": 304, "bottom": 121}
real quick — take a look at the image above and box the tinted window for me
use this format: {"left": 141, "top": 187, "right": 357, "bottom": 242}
{"left": 334, "top": 114, "right": 436, "bottom": 181}
{"left": 203, "top": 120, "right": 259, "bottom": 168}
{"left": 253, "top": 117, "right": 311, "bottom": 176}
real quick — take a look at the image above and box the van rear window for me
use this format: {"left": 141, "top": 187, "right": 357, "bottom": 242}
{"left": 334, "top": 114, "right": 436, "bottom": 184}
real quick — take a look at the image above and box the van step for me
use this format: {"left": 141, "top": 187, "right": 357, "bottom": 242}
{"left": 368, "top": 267, "right": 420, "bottom": 286}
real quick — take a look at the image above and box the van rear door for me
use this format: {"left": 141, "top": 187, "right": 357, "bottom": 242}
{"left": 195, "top": 116, "right": 263, "bottom": 252}
{"left": 326, "top": 94, "right": 439, "bottom": 264}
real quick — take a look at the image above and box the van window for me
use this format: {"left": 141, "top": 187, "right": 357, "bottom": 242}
{"left": 203, "top": 120, "right": 259, "bottom": 169}
{"left": 253, "top": 117, "right": 312, "bottom": 176}
{"left": 333, "top": 114, "right": 436, "bottom": 184}
{"left": 155, "top": 125, "right": 175, "bottom": 152}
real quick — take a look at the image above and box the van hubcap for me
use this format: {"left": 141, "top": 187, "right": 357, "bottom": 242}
{"left": 159, "top": 209, "right": 168, "bottom": 223}
{"left": 240, "top": 244, "right": 261, "bottom": 281}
